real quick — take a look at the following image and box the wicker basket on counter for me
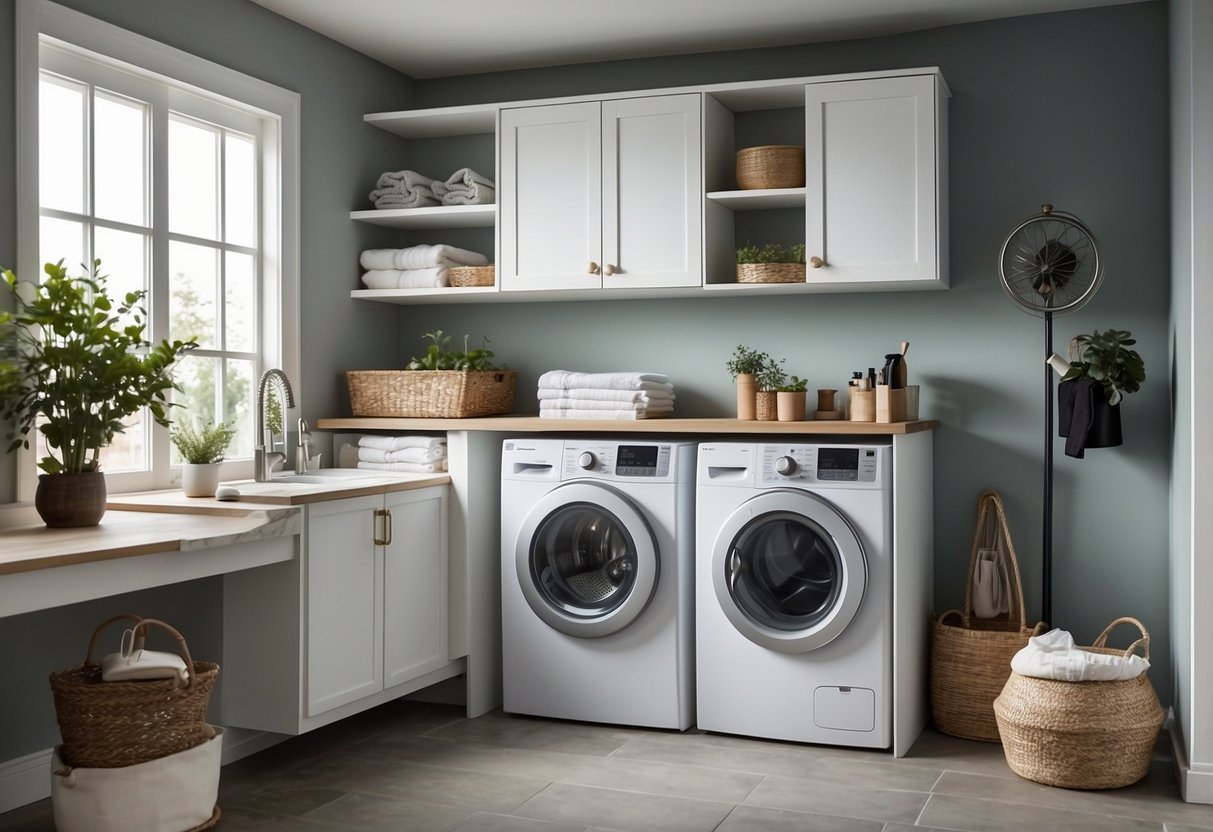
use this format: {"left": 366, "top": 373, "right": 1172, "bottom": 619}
{"left": 449, "top": 265, "right": 495, "bottom": 288}
{"left": 347, "top": 369, "right": 517, "bottom": 418}
{"left": 736, "top": 263, "right": 806, "bottom": 284}
{"left": 736, "top": 145, "right": 806, "bottom": 190}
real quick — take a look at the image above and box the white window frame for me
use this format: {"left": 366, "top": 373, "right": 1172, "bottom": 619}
{"left": 14, "top": 0, "right": 300, "bottom": 499}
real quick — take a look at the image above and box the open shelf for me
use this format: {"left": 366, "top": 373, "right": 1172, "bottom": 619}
{"left": 707, "top": 188, "right": 806, "bottom": 210}
{"left": 350, "top": 205, "right": 497, "bottom": 230}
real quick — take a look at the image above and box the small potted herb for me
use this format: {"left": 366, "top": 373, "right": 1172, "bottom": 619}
{"left": 754, "top": 356, "right": 787, "bottom": 421}
{"left": 736, "top": 242, "right": 807, "bottom": 284}
{"left": 171, "top": 421, "right": 237, "bottom": 497}
{"left": 726, "top": 345, "right": 770, "bottom": 420}
{"left": 1058, "top": 328, "right": 1145, "bottom": 452}
{"left": 776, "top": 375, "right": 808, "bottom": 422}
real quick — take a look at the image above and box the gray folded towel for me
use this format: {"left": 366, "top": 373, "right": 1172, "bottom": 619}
{"left": 435, "top": 167, "right": 496, "bottom": 206}
{"left": 369, "top": 170, "right": 441, "bottom": 209}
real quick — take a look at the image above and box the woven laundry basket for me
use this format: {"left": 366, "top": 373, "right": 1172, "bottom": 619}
{"left": 347, "top": 369, "right": 517, "bottom": 418}
{"left": 993, "top": 617, "right": 1164, "bottom": 789}
{"left": 736, "top": 263, "right": 806, "bottom": 284}
{"left": 736, "top": 145, "right": 805, "bottom": 189}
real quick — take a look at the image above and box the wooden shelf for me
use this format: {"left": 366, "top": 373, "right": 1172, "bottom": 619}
{"left": 707, "top": 188, "right": 806, "bottom": 210}
{"left": 350, "top": 205, "right": 496, "bottom": 229}
{"left": 316, "top": 416, "right": 939, "bottom": 435}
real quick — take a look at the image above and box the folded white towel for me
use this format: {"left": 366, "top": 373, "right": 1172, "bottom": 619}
{"left": 1010, "top": 628, "right": 1150, "bottom": 682}
{"left": 538, "top": 409, "right": 671, "bottom": 420}
{"left": 358, "top": 446, "right": 447, "bottom": 464}
{"left": 539, "top": 399, "right": 674, "bottom": 414}
{"left": 359, "top": 435, "right": 447, "bottom": 451}
{"left": 357, "top": 460, "right": 448, "bottom": 473}
{"left": 436, "top": 168, "right": 496, "bottom": 205}
{"left": 360, "top": 245, "right": 489, "bottom": 271}
{"left": 536, "top": 386, "right": 675, "bottom": 403}
{"left": 373, "top": 191, "right": 441, "bottom": 209}
{"left": 537, "top": 370, "right": 671, "bottom": 391}
{"left": 360, "top": 268, "right": 448, "bottom": 289}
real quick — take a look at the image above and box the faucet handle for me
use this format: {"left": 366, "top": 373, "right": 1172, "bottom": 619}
{"left": 297, "top": 417, "right": 310, "bottom": 444}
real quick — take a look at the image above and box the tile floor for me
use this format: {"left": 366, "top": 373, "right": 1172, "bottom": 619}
{"left": 2, "top": 701, "right": 1212, "bottom": 831}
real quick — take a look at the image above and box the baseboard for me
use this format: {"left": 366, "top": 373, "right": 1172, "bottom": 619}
{"left": 1169, "top": 710, "right": 1213, "bottom": 804}
{"left": 0, "top": 726, "right": 285, "bottom": 814}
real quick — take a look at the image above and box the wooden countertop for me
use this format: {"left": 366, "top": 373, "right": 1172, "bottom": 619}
{"left": 316, "top": 416, "right": 939, "bottom": 435}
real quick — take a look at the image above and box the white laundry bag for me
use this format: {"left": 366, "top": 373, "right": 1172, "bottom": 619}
{"left": 51, "top": 727, "right": 222, "bottom": 832}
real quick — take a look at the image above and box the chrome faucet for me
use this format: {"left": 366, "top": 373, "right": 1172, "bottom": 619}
{"left": 255, "top": 368, "right": 295, "bottom": 481}
{"left": 295, "top": 417, "right": 314, "bottom": 475}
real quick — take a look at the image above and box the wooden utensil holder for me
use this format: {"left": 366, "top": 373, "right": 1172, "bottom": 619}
{"left": 876, "top": 386, "right": 907, "bottom": 423}
{"left": 849, "top": 390, "right": 875, "bottom": 422}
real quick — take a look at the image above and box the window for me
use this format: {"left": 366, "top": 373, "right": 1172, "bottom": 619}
{"left": 16, "top": 0, "right": 299, "bottom": 497}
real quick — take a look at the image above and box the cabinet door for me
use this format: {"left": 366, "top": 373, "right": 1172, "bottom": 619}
{"left": 500, "top": 101, "right": 602, "bottom": 291}
{"left": 602, "top": 94, "right": 703, "bottom": 289}
{"left": 305, "top": 495, "right": 383, "bottom": 716}
{"left": 804, "top": 75, "right": 939, "bottom": 285}
{"left": 383, "top": 487, "right": 450, "bottom": 688}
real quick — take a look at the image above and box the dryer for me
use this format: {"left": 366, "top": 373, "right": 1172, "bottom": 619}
{"left": 696, "top": 441, "right": 892, "bottom": 748}
{"left": 501, "top": 438, "right": 696, "bottom": 730}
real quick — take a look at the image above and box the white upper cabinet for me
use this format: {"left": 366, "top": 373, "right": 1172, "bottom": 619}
{"left": 500, "top": 94, "right": 702, "bottom": 293}
{"left": 803, "top": 74, "right": 946, "bottom": 287}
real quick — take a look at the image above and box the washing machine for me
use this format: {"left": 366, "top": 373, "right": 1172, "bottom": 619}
{"left": 501, "top": 438, "right": 696, "bottom": 729}
{"left": 696, "top": 441, "right": 892, "bottom": 748}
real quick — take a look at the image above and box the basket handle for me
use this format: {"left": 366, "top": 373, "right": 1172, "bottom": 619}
{"left": 1090, "top": 616, "right": 1150, "bottom": 661}
{"left": 961, "top": 490, "right": 1031, "bottom": 629}
{"left": 83, "top": 614, "right": 198, "bottom": 688}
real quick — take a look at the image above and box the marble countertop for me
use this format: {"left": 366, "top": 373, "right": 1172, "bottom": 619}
{"left": 107, "top": 472, "right": 451, "bottom": 510}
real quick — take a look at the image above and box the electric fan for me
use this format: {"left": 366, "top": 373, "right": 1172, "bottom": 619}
{"left": 997, "top": 204, "right": 1104, "bottom": 625}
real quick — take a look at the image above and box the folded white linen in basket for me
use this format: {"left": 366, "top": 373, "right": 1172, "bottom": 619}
{"left": 358, "top": 446, "right": 447, "bottom": 464}
{"left": 432, "top": 168, "right": 496, "bottom": 205}
{"left": 536, "top": 386, "right": 675, "bottom": 403}
{"left": 1010, "top": 628, "right": 1149, "bottom": 682}
{"left": 539, "top": 399, "right": 674, "bottom": 414}
{"left": 357, "top": 460, "right": 448, "bottom": 473}
{"left": 359, "top": 435, "right": 447, "bottom": 452}
{"left": 537, "top": 370, "right": 671, "bottom": 391}
{"left": 360, "top": 245, "right": 489, "bottom": 271}
{"left": 539, "top": 409, "right": 671, "bottom": 420}
{"left": 361, "top": 268, "right": 448, "bottom": 289}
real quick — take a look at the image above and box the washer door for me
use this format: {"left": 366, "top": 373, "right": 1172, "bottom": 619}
{"left": 712, "top": 490, "right": 866, "bottom": 653}
{"left": 516, "top": 482, "right": 659, "bottom": 638}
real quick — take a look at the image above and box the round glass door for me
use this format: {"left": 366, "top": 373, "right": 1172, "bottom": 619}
{"left": 712, "top": 490, "right": 866, "bottom": 653}
{"left": 516, "top": 483, "right": 658, "bottom": 638}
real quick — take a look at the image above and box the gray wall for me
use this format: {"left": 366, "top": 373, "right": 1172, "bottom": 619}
{"left": 403, "top": 3, "right": 1175, "bottom": 695}
{"left": 0, "top": 0, "right": 416, "bottom": 761}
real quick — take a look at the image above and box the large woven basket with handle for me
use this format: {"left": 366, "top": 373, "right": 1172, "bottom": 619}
{"left": 49, "top": 614, "right": 218, "bottom": 769}
{"left": 347, "top": 369, "right": 517, "bottom": 418}
{"left": 993, "top": 617, "right": 1164, "bottom": 789}
{"left": 930, "top": 490, "right": 1047, "bottom": 741}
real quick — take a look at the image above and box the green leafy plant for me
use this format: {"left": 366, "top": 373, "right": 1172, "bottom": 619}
{"left": 0, "top": 260, "right": 197, "bottom": 474}
{"left": 1062, "top": 328, "right": 1145, "bottom": 405}
{"left": 736, "top": 242, "right": 807, "bottom": 264}
{"left": 777, "top": 375, "right": 808, "bottom": 393}
{"left": 171, "top": 421, "right": 237, "bottom": 464}
{"left": 405, "top": 329, "right": 499, "bottom": 371}
{"left": 756, "top": 355, "right": 787, "bottom": 392}
{"left": 726, "top": 344, "right": 769, "bottom": 378}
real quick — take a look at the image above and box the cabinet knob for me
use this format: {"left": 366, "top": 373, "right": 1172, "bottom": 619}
{"left": 603, "top": 263, "right": 618, "bottom": 276}
{"left": 809, "top": 256, "right": 824, "bottom": 269}
{"left": 587, "top": 261, "right": 600, "bottom": 275}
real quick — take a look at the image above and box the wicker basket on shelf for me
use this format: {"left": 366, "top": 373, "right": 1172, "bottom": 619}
{"left": 347, "top": 369, "right": 517, "bottom": 418}
{"left": 736, "top": 263, "right": 806, "bottom": 284}
{"left": 449, "top": 265, "right": 495, "bottom": 288}
{"left": 736, "top": 145, "right": 806, "bottom": 190}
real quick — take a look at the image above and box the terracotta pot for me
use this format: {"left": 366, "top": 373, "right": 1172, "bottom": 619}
{"left": 755, "top": 391, "right": 778, "bottom": 421}
{"left": 35, "top": 471, "right": 107, "bottom": 528}
{"left": 735, "top": 373, "right": 757, "bottom": 420}
{"left": 182, "top": 463, "right": 223, "bottom": 497}
{"left": 776, "top": 391, "right": 806, "bottom": 421}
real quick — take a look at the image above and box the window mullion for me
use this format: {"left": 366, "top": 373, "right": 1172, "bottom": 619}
{"left": 149, "top": 84, "right": 172, "bottom": 488}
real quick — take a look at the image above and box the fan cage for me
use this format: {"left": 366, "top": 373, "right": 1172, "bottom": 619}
{"left": 998, "top": 208, "right": 1103, "bottom": 317}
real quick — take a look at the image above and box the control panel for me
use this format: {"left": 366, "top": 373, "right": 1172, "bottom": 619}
{"left": 563, "top": 443, "right": 672, "bottom": 479}
{"left": 759, "top": 445, "right": 882, "bottom": 486}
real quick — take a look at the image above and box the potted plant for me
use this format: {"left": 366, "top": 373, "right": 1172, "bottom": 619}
{"left": 1059, "top": 328, "right": 1145, "bottom": 451}
{"left": 725, "top": 345, "right": 769, "bottom": 420}
{"left": 0, "top": 260, "right": 196, "bottom": 526}
{"left": 754, "top": 355, "right": 787, "bottom": 421}
{"left": 736, "top": 242, "right": 807, "bottom": 284}
{"left": 171, "top": 421, "right": 237, "bottom": 497}
{"left": 776, "top": 375, "right": 808, "bottom": 422}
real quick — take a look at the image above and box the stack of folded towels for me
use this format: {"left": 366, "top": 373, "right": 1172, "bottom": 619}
{"left": 354, "top": 435, "right": 447, "bottom": 473}
{"left": 369, "top": 168, "right": 495, "bottom": 210}
{"left": 360, "top": 244, "right": 489, "bottom": 289}
{"left": 537, "top": 370, "right": 675, "bottom": 420}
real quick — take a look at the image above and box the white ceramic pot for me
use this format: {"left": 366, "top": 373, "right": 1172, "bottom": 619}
{"left": 181, "top": 463, "right": 222, "bottom": 498}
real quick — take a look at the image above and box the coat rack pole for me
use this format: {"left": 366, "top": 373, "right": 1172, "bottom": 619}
{"left": 1043, "top": 311, "right": 1054, "bottom": 626}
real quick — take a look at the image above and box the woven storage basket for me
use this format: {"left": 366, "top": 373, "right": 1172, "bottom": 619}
{"left": 994, "top": 617, "right": 1164, "bottom": 789}
{"left": 930, "top": 490, "right": 1047, "bottom": 741}
{"left": 736, "top": 145, "right": 806, "bottom": 190}
{"left": 449, "top": 265, "right": 495, "bottom": 287}
{"left": 736, "top": 263, "right": 806, "bottom": 284}
{"left": 347, "top": 369, "right": 518, "bottom": 418}
{"left": 49, "top": 615, "right": 218, "bottom": 769}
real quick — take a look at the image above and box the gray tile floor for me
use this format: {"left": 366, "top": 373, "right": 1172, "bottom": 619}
{"left": 3, "top": 701, "right": 1212, "bottom": 831}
